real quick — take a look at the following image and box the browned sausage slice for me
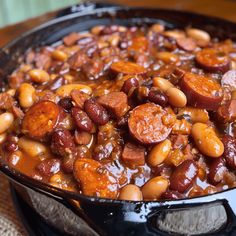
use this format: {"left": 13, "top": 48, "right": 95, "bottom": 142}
{"left": 111, "top": 61, "right": 146, "bottom": 75}
{"left": 74, "top": 158, "right": 118, "bottom": 198}
{"left": 180, "top": 72, "right": 223, "bottom": 110}
{"left": 97, "top": 92, "right": 129, "bottom": 118}
{"left": 176, "top": 37, "right": 197, "bottom": 52}
{"left": 221, "top": 70, "right": 236, "bottom": 91}
{"left": 22, "top": 101, "right": 60, "bottom": 139}
{"left": 216, "top": 100, "right": 236, "bottom": 123}
{"left": 121, "top": 142, "right": 145, "bottom": 167}
{"left": 128, "top": 103, "right": 172, "bottom": 144}
{"left": 195, "top": 48, "right": 230, "bottom": 73}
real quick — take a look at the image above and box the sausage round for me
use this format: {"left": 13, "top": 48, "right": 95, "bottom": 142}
{"left": 128, "top": 103, "right": 172, "bottom": 144}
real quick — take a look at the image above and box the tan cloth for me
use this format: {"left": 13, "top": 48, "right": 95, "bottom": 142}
{"left": 0, "top": 173, "right": 27, "bottom": 236}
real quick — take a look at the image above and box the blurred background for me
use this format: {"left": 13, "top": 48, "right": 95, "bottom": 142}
{"left": 0, "top": 0, "right": 80, "bottom": 27}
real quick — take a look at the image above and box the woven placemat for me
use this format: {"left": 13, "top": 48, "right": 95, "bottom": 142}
{"left": 0, "top": 173, "right": 27, "bottom": 236}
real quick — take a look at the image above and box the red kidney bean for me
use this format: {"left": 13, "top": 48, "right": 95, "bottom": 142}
{"left": 36, "top": 159, "right": 61, "bottom": 177}
{"left": 222, "top": 135, "right": 236, "bottom": 169}
{"left": 170, "top": 160, "right": 198, "bottom": 193}
{"left": 4, "top": 141, "right": 18, "bottom": 152}
{"left": 161, "top": 190, "right": 184, "bottom": 200}
{"left": 93, "top": 140, "right": 115, "bottom": 161}
{"left": 208, "top": 158, "right": 227, "bottom": 185}
{"left": 148, "top": 88, "right": 168, "bottom": 107}
{"left": 45, "top": 76, "right": 65, "bottom": 91}
{"left": 51, "top": 128, "right": 76, "bottom": 157}
{"left": 84, "top": 98, "right": 109, "bottom": 125}
{"left": 121, "top": 77, "right": 139, "bottom": 95}
{"left": 74, "top": 130, "right": 92, "bottom": 145}
{"left": 71, "top": 107, "right": 94, "bottom": 132}
{"left": 58, "top": 97, "right": 73, "bottom": 112}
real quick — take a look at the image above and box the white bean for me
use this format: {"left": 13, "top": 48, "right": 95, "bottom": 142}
{"left": 0, "top": 112, "right": 14, "bottom": 134}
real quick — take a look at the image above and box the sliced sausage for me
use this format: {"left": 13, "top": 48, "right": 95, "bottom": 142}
{"left": 222, "top": 135, "right": 236, "bottom": 169}
{"left": 84, "top": 98, "right": 109, "bottom": 125}
{"left": 128, "top": 103, "right": 172, "bottom": 144}
{"left": 216, "top": 100, "right": 236, "bottom": 123}
{"left": 73, "top": 158, "right": 118, "bottom": 198}
{"left": 195, "top": 48, "right": 230, "bottom": 73}
{"left": 170, "top": 160, "right": 198, "bottom": 193}
{"left": 97, "top": 92, "right": 129, "bottom": 118}
{"left": 111, "top": 61, "right": 146, "bottom": 75}
{"left": 180, "top": 72, "right": 223, "bottom": 110}
{"left": 221, "top": 70, "right": 236, "bottom": 91}
{"left": 0, "top": 92, "right": 14, "bottom": 110}
{"left": 208, "top": 158, "right": 227, "bottom": 185}
{"left": 71, "top": 107, "right": 94, "bottom": 132}
{"left": 22, "top": 101, "right": 60, "bottom": 139}
{"left": 176, "top": 37, "right": 197, "bottom": 51}
{"left": 121, "top": 142, "right": 145, "bottom": 168}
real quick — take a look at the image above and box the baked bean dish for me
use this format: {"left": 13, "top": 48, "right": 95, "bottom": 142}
{"left": 1, "top": 24, "right": 236, "bottom": 201}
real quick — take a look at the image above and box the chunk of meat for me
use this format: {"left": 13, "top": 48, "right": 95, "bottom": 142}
{"left": 74, "top": 158, "right": 118, "bottom": 198}
{"left": 208, "top": 158, "right": 227, "bottom": 185}
{"left": 180, "top": 72, "right": 223, "bottom": 110}
{"left": 222, "top": 135, "right": 236, "bottom": 169}
{"left": 111, "top": 61, "right": 146, "bottom": 75}
{"left": 63, "top": 32, "right": 80, "bottom": 46}
{"left": 97, "top": 92, "right": 129, "bottom": 118}
{"left": 0, "top": 92, "right": 14, "bottom": 110}
{"left": 128, "top": 103, "right": 172, "bottom": 144}
{"left": 216, "top": 100, "right": 236, "bottom": 123}
{"left": 195, "top": 48, "right": 230, "bottom": 73}
{"left": 22, "top": 101, "right": 60, "bottom": 139}
{"left": 71, "top": 90, "right": 89, "bottom": 109}
{"left": 170, "top": 134, "right": 188, "bottom": 149}
{"left": 121, "top": 142, "right": 145, "bottom": 168}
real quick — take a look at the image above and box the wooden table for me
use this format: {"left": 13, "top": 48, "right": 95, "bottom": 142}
{"left": 0, "top": 0, "right": 236, "bottom": 235}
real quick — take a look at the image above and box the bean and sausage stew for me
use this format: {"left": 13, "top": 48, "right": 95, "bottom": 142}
{"left": 1, "top": 24, "right": 236, "bottom": 201}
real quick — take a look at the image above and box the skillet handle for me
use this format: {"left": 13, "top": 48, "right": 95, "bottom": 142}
{"left": 62, "top": 191, "right": 236, "bottom": 236}
{"left": 56, "top": 2, "right": 120, "bottom": 18}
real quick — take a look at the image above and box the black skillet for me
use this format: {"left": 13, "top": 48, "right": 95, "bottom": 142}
{"left": 1, "top": 2, "right": 236, "bottom": 236}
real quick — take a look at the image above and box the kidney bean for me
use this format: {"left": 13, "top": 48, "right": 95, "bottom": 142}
{"left": 45, "top": 76, "right": 65, "bottom": 91}
{"left": 4, "top": 141, "right": 18, "bottom": 152}
{"left": 196, "top": 48, "right": 230, "bottom": 73}
{"left": 121, "top": 77, "right": 139, "bottom": 95}
{"left": 74, "top": 158, "right": 118, "bottom": 198}
{"left": 222, "top": 135, "right": 236, "bottom": 169}
{"left": 58, "top": 97, "right": 73, "bottom": 111}
{"left": 208, "top": 158, "right": 227, "bottom": 185}
{"left": 36, "top": 159, "right": 61, "bottom": 177}
{"left": 176, "top": 37, "right": 197, "bottom": 51}
{"left": 148, "top": 89, "right": 168, "bottom": 107}
{"left": 84, "top": 99, "right": 109, "bottom": 125}
{"left": 71, "top": 107, "right": 93, "bottom": 133}
{"left": 93, "top": 140, "right": 115, "bottom": 161}
{"left": 111, "top": 61, "right": 146, "bottom": 75}
{"left": 180, "top": 72, "right": 223, "bottom": 111}
{"left": 119, "top": 184, "right": 143, "bottom": 201}
{"left": 170, "top": 160, "right": 198, "bottom": 193}
{"left": 51, "top": 128, "right": 76, "bottom": 157}
{"left": 161, "top": 190, "right": 184, "bottom": 200}
{"left": 22, "top": 101, "right": 60, "bottom": 139}
{"left": 74, "top": 130, "right": 92, "bottom": 145}
{"left": 128, "top": 103, "right": 172, "bottom": 144}
{"left": 142, "top": 176, "right": 169, "bottom": 200}
{"left": 221, "top": 70, "right": 236, "bottom": 91}
{"left": 217, "top": 100, "right": 236, "bottom": 123}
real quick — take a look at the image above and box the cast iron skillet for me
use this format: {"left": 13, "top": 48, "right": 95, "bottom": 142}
{"left": 1, "top": 2, "right": 236, "bottom": 236}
